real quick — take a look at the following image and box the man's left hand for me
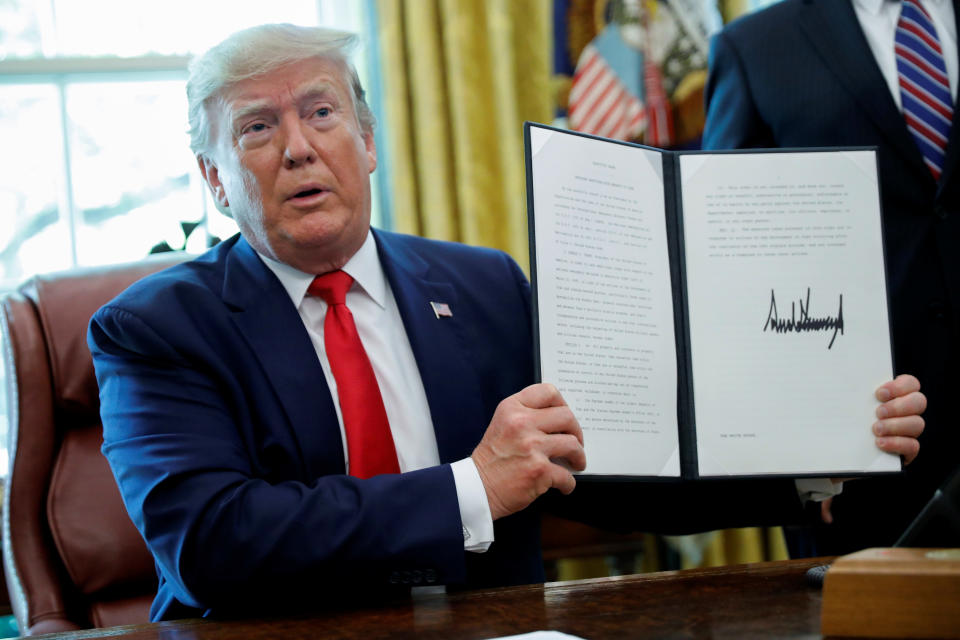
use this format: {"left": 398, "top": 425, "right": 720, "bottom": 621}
{"left": 873, "top": 374, "right": 926, "bottom": 465}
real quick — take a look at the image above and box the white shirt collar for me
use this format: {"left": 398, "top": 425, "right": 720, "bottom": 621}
{"left": 855, "top": 0, "right": 948, "bottom": 15}
{"left": 854, "top": 0, "right": 883, "bottom": 14}
{"left": 853, "top": 0, "right": 887, "bottom": 15}
{"left": 256, "top": 229, "right": 387, "bottom": 309}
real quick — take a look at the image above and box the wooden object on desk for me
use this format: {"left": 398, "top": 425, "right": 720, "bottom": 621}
{"left": 821, "top": 547, "right": 960, "bottom": 638}
{"left": 23, "top": 557, "right": 829, "bottom": 639}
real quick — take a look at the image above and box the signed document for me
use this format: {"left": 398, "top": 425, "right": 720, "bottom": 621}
{"left": 525, "top": 123, "right": 897, "bottom": 478}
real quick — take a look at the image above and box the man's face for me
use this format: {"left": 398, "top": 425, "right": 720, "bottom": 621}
{"left": 200, "top": 57, "right": 376, "bottom": 274}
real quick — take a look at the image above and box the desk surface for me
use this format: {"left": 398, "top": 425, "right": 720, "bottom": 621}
{"left": 36, "top": 558, "right": 828, "bottom": 640}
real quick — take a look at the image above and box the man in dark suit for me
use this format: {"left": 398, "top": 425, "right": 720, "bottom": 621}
{"left": 91, "top": 24, "right": 591, "bottom": 621}
{"left": 90, "top": 23, "right": 926, "bottom": 621}
{"left": 703, "top": 0, "right": 957, "bottom": 554}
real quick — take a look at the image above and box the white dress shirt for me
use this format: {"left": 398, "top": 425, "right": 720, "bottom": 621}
{"left": 853, "top": 0, "right": 958, "bottom": 108}
{"left": 257, "top": 230, "right": 493, "bottom": 551}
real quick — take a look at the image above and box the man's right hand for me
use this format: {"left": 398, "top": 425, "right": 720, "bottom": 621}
{"left": 471, "top": 383, "right": 586, "bottom": 521}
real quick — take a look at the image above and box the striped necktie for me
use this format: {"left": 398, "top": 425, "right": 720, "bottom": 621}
{"left": 895, "top": 0, "right": 954, "bottom": 180}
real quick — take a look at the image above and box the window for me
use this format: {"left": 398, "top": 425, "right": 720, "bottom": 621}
{"left": 0, "top": 0, "right": 382, "bottom": 476}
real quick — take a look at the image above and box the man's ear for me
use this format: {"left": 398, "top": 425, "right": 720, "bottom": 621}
{"left": 363, "top": 130, "right": 377, "bottom": 174}
{"left": 197, "top": 154, "right": 230, "bottom": 211}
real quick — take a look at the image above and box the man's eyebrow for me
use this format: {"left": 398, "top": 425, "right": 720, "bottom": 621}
{"left": 229, "top": 101, "right": 274, "bottom": 128}
{"left": 296, "top": 82, "right": 340, "bottom": 106}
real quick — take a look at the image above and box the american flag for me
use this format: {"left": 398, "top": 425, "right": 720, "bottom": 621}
{"left": 568, "top": 25, "right": 646, "bottom": 141}
{"left": 430, "top": 301, "right": 453, "bottom": 318}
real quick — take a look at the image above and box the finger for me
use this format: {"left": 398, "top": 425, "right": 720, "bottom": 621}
{"left": 876, "top": 391, "right": 927, "bottom": 419}
{"left": 873, "top": 415, "right": 924, "bottom": 438}
{"left": 875, "top": 435, "right": 920, "bottom": 465}
{"left": 542, "top": 433, "right": 587, "bottom": 471}
{"left": 820, "top": 498, "right": 833, "bottom": 524}
{"left": 533, "top": 405, "right": 584, "bottom": 444}
{"left": 516, "top": 383, "right": 567, "bottom": 409}
{"left": 548, "top": 462, "right": 577, "bottom": 495}
{"left": 875, "top": 374, "right": 920, "bottom": 401}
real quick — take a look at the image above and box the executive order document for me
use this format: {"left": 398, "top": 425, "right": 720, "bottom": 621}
{"left": 526, "top": 123, "right": 899, "bottom": 479}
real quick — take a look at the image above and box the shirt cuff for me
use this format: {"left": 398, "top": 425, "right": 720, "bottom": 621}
{"left": 795, "top": 478, "right": 844, "bottom": 503}
{"left": 450, "top": 457, "right": 495, "bottom": 552}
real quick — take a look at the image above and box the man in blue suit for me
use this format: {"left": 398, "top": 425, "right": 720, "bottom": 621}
{"left": 703, "top": 0, "right": 957, "bottom": 554}
{"left": 90, "top": 23, "right": 926, "bottom": 621}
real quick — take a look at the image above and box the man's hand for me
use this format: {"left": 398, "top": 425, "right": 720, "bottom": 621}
{"left": 873, "top": 374, "right": 926, "bottom": 465}
{"left": 472, "top": 384, "right": 586, "bottom": 521}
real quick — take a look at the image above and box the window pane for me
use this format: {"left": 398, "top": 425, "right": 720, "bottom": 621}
{"left": 0, "top": 0, "right": 45, "bottom": 58}
{"left": 0, "top": 84, "right": 72, "bottom": 290}
{"left": 54, "top": 0, "right": 319, "bottom": 57}
{"left": 204, "top": 192, "right": 240, "bottom": 245}
{"left": 67, "top": 80, "right": 201, "bottom": 265}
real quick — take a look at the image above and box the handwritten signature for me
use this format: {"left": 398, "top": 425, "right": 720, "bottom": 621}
{"left": 763, "top": 288, "right": 844, "bottom": 349}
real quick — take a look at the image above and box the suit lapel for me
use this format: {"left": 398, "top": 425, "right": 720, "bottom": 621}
{"left": 798, "top": 0, "right": 931, "bottom": 182}
{"left": 373, "top": 230, "right": 487, "bottom": 464}
{"left": 222, "top": 237, "right": 346, "bottom": 477}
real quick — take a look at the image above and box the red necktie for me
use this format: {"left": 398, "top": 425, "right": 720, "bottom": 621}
{"left": 309, "top": 271, "right": 400, "bottom": 478}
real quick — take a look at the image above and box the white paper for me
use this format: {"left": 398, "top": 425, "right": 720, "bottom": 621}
{"left": 679, "top": 151, "right": 897, "bottom": 476}
{"left": 487, "top": 632, "right": 586, "bottom": 640}
{"left": 530, "top": 127, "right": 679, "bottom": 476}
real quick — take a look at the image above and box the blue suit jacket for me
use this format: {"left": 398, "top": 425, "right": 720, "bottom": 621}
{"left": 89, "top": 229, "right": 544, "bottom": 620}
{"left": 703, "top": 0, "right": 960, "bottom": 552}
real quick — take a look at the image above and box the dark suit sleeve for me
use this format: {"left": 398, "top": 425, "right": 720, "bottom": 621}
{"left": 89, "top": 306, "right": 466, "bottom": 615}
{"left": 702, "top": 29, "right": 776, "bottom": 151}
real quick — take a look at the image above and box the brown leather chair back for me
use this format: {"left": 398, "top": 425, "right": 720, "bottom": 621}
{"left": 1, "top": 254, "right": 190, "bottom": 635}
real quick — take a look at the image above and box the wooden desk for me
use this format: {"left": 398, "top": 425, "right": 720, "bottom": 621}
{"left": 34, "top": 558, "right": 828, "bottom": 639}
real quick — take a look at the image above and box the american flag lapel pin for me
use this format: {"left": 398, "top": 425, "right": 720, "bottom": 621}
{"left": 430, "top": 301, "right": 453, "bottom": 319}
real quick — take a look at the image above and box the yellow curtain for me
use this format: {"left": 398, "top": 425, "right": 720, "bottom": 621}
{"left": 701, "top": 527, "right": 789, "bottom": 567}
{"left": 719, "top": 0, "right": 750, "bottom": 23}
{"left": 553, "top": 527, "right": 788, "bottom": 580}
{"left": 376, "top": 0, "right": 554, "bottom": 268}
